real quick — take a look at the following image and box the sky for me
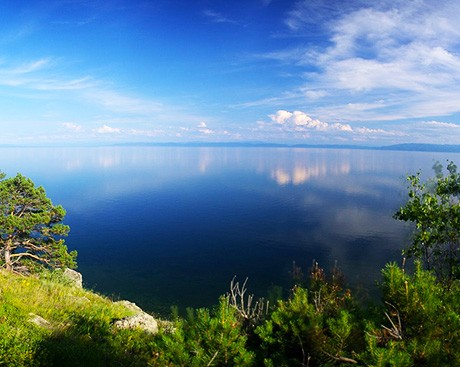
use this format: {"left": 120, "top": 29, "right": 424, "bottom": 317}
{"left": 1, "top": 0, "right": 460, "bottom": 146}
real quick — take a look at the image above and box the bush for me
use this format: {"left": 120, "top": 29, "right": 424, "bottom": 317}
{"left": 394, "top": 161, "right": 460, "bottom": 283}
{"left": 361, "top": 262, "right": 460, "bottom": 366}
{"left": 256, "top": 264, "right": 363, "bottom": 366}
{"left": 151, "top": 296, "right": 255, "bottom": 366}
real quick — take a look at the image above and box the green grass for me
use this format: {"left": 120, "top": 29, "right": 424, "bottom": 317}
{"left": 0, "top": 269, "right": 158, "bottom": 366}
{"left": 2, "top": 264, "right": 460, "bottom": 366}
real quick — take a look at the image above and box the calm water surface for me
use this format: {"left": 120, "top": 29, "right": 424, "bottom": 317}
{"left": 2, "top": 147, "right": 459, "bottom": 314}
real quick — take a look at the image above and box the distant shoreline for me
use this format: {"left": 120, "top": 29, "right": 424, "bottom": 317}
{"left": 1, "top": 142, "right": 460, "bottom": 153}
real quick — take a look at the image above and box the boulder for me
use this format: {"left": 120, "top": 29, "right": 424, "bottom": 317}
{"left": 113, "top": 300, "right": 158, "bottom": 334}
{"left": 63, "top": 268, "right": 83, "bottom": 288}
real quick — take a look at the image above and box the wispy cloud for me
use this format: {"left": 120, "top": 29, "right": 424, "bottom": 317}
{"left": 0, "top": 52, "right": 221, "bottom": 145}
{"left": 284, "top": 1, "right": 363, "bottom": 32}
{"left": 252, "top": 0, "right": 460, "bottom": 126}
{"left": 0, "top": 20, "right": 37, "bottom": 45}
{"left": 62, "top": 122, "right": 84, "bottom": 132}
{"left": 202, "top": 9, "right": 237, "bottom": 24}
{"left": 0, "top": 58, "right": 96, "bottom": 91}
{"left": 83, "top": 89, "right": 163, "bottom": 115}
{"left": 94, "top": 124, "right": 121, "bottom": 134}
{"left": 0, "top": 56, "right": 166, "bottom": 117}
{"left": 11, "top": 58, "right": 50, "bottom": 74}
{"left": 421, "top": 120, "right": 460, "bottom": 129}
{"left": 51, "top": 17, "right": 96, "bottom": 27}
{"left": 196, "top": 121, "right": 214, "bottom": 135}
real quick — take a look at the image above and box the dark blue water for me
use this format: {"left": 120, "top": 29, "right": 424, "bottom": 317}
{"left": 1, "top": 147, "right": 458, "bottom": 314}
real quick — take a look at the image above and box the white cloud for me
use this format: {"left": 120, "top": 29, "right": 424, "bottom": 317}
{"left": 269, "top": 110, "right": 292, "bottom": 124}
{"left": 200, "top": 128, "right": 214, "bottom": 135}
{"left": 345, "top": 102, "right": 386, "bottom": 112}
{"left": 36, "top": 77, "right": 95, "bottom": 91}
{"left": 127, "top": 128, "right": 163, "bottom": 137}
{"left": 94, "top": 124, "right": 121, "bottom": 134}
{"left": 0, "top": 58, "right": 96, "bottom": 91}
{"left": 304, "top": 90, "right": 327, "bottom": 100}
{"left": 319, "top": 43, "right": 460, "bottom": 93}
{"left": 354, "top": 127, "right": 401, "bottom": 136}
{"left": 0, "top": 57, "right": 168, "bottom": 120}
{"left": 62, "top": 122, "right": 83, "bottom": 132}
{"left": 257, "top": 109, "right": 411, "bottom": 144}
{"left": 195, "top": 121, "right": 215, "bottom": 135}
{"left": 421, "top": 120, "right": 460, "bottom": 128}
{"left": 391, "top": 120, "right": 460, "bottom": 144}
{"left": 269, "top": 110, "right": 352, "bottom": 132}
{"left": 11, "top": 58, "right": 50, "bottom": 74}
{"left": 258, "top": 0, "right": 460, "bottom": 125}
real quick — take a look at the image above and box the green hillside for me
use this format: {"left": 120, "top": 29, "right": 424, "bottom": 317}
{"left": 0, "top": 269, "right": 162, "bottom": 366}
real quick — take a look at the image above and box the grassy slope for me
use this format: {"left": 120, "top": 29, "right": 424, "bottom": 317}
{"left": 0, "top": 269, "right": 158, "bottom": 367}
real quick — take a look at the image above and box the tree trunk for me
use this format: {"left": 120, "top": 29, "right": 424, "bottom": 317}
{"left": 4, "top": 243, "right": 12, "bottom": 272}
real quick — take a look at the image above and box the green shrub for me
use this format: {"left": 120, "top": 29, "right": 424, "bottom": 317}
{"left": 151, "top": 296, "right": 255, "bottom": 366}
{"left": 256, "top": 264, "right": 363, "bottom": 367}
{"left": 361, "top": 262, "right": 460, "bottom": 366}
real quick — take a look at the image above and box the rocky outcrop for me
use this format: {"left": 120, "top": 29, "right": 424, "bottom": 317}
{"left": 60, "top": 270, "right": 159, "bottom": 334}
{"left": 113, "top": 300, "right": 159, "bottom": 334}
{"left": 63, "top": 268, "right": 83, "bottom": 288}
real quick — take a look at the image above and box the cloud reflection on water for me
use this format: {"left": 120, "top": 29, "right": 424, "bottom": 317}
{"left": 1, "top": 146, "right": 459, "bottom": 311}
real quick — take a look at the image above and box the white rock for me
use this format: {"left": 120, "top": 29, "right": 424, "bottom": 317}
{"left": 63, "top": 268, "right": 83, "bottom": 288}
{"left": 29, "top": 313, "right": 52, "bottom": 329}
{"left": 113, "top": 301, "right": 158, "bottom": 334}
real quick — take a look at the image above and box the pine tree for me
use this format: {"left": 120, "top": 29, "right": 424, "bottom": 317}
{"left": 0, "top": 172, "right": 76, "bottom": 273}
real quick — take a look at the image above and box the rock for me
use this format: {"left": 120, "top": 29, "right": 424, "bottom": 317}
{"left": 113, "top": 301, "right": 158, "bottom": 334}
{"left": 116, "top": 300, "right": 143, "bottom": 313}
{"left": 29, "top": 313, "right": 53, "bottom": 329}
{"left": 63, "top": 268, "right": 83, "bottom": 288}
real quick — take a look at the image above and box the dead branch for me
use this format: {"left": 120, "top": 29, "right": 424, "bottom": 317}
{"left": 381, "top": 302, "right": 403, "bottom": 340}
{"left": 206, "top": 351, "right": 219, "bottom": 366}
{"left": 322, "top": 350, "right": 358, "bottom": 364}
{"left": 228, "top": 276, "right": 269, "bottom": 326}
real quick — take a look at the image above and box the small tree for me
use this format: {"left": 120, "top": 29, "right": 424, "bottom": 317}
{"left": 0, "top": 172, "right": 76, "bottom": 273}
{"left": 394, "top": 161, "right": 460, "bottom": 283}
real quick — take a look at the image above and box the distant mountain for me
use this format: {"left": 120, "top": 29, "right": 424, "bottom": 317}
{"left": 380, "top": 144, "right": 460, "bottom": 153}
{"left": 2, "top": 142, "right": 460, "bottom": 152}
{"left": 114, "top": 142, "right": 460, "bottom": 153}
{"left": 114, "top": 141, "right": 287, "bottom": 148}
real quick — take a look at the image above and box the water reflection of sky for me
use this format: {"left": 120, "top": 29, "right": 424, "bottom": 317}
{"left": 1, "top": 147, "right": 459, "bottom": 313}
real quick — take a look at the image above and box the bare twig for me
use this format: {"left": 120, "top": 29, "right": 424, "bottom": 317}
{"left": 322, "top": 350, "right": 358, "bottom": 364}
{"left": 206, "top": 351, "right": 219, "bottom": 366}
{"left": 228, "top": 276, "right": 269, "bottom": 326}
{"left": 297, "top": 335, "right": 310, "bottom": 367}
{"left": 381, "top": 302, "right": 403, "bottom": 340}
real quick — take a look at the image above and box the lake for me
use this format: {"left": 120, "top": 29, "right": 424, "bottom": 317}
{"left": 1, "top": 146, "right": 458, "bottom": 314}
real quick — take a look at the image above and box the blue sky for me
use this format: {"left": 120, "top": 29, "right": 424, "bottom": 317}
{"left": 1, "top": 0, "right": 460, "bottom": 146}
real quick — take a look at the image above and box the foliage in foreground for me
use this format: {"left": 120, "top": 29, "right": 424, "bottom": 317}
{"left": 1, "top": 262, "right": 459, "bottom": 366}
{"left": 0, "top": 269, "right": 155, "bottom": 367}
{"left": 394, "top": 160, "right": 460, "bottom": 283}
{"left": 151, "top": 297, "right": 255, "bottom": 366}
{"left": 361, "top": 262, "right": 460, "bottom": 366}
